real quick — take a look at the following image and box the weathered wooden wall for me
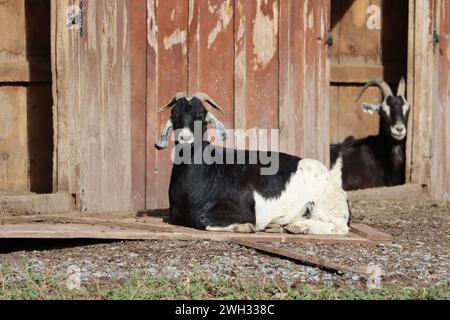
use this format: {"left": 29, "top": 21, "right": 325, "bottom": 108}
{"left": 141, "top": 0, "right": 331, "bottom": 209}
{"left": 50, "top": 0, "right": 450, "bottom": 211}
{"left": 431, "top": 0, "right": 450, "bottom": 201}
{"left": 54, "top": 0, "right": 330, "bottom": 211}
{"left": 0, "top": 0, "right": 53, "bottom": 194}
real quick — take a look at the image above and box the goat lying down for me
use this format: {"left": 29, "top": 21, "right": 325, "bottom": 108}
{"left": 155, "top": 93, "right": 351, "bottom": 235}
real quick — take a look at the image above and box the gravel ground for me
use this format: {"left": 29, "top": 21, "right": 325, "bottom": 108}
{"left": 0, "top": 199, "right": 449, "bottom": 290}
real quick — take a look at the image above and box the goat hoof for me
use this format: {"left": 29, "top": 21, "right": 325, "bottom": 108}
{"left": 265, "top": 223, "right": 284, "bottom": 234}
{"left": 284, "top": 223, "right": 309, "bottom": 235}
{"left": 233, "top": 223, "right": 256, "bottom": 234}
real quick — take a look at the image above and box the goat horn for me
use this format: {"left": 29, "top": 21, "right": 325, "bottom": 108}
{"left": 158, "top": 92, "right": 187, "bottom": 113}
{"left": 355, "top": 79, "right": 394, "bottom": 102}
{"left": 192, "top": 92, "right": 225, "bottom": 114}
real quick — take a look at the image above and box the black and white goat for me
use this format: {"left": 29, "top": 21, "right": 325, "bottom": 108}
{"left": 330, "top": 78, "right": 410, "bottom": 191}
{"left": 155, "top": 92, "right": 351, "bottom": 235}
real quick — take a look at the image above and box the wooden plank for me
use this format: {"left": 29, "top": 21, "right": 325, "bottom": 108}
{"left": 234, "top": 0, "right": 279, "bottom": 134}
{"left": 0, "top": 0, "right": 27, "bottom": 62}
{"left": 410, "top": 0, "right": 435, "bottom": 186}
{"left": 279, "top": 0, "right": 330, "bottom": 164}
{"left": 0, "top": 192, "right": 74, "bottom": 216}
{"left": 0, "top": 212, "right": 391, "bottom": 245}
{"left": 233, "top": 240, "right": 370, "bottom": 275}
{"left": 188, "top": 0, "right": 235, "bottom": 131}
{"left": 347, "top": 183, "right": 427, "bottom": 202}
{"left": 331, "top": 0, "right": 382, "bottom": 66}
{"left": 146, "top": 0, "right": 189, "bottom": 209}
{"left": 0, "top": 61, "right": 51, "bottom": 82}
{"left": 129, "top": 0, "right": 147, "bottom": 211}
{"left": 430, "top": 0, "right": 450, "bottom": 201}
{"left": 53, "top": 0, "right": 84, "bottom": 197}
{"left": 0, "top": 221, "right": 381, "bottom": 245}
{"left": 279, "top": 0, "right": 305, "bottom": 156}
{"left": 350, "top": 223, "right": 393, "bottom": 241}
{"left": 0, "top": 87, "right": 29, "bottom": 192}
{"left": 304, "top": 0, "right": 330, "bottom": 164}
{"left": 78, "top": 0, "right": 132, "bottom": 211}
{"left": 331, "top": 64, "right": 405, "bottom": 84}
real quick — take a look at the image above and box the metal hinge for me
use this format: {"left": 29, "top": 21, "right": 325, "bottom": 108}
{"left": 433, "top": 29, "right": 450, "bottom": 47}
{"left": 325, "top": 32, "right": 333, "bottom": 48}
{"left": 67, "top": 0, "right": 84, "bottom": 37}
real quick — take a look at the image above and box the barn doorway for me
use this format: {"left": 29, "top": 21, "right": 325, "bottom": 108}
{"left": 0, "top": 0, "right": 53, "bottom": 195}
{"left": 329, "top": 0, "right": 409, "bottom": 188}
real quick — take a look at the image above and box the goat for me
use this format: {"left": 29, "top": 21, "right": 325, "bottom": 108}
{"left": 155, "top": 92, "right": 351, "bottom": 235}
{"left": 330, "top": 78, "right": 410, "bottom": 191}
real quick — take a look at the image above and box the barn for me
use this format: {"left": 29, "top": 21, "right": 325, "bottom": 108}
{"left": 0, "top": 0, "right": 449, "bottom": 216}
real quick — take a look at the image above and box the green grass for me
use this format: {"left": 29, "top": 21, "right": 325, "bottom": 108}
{"left": 0, "top": 269, "right": 448, "bottom": 300}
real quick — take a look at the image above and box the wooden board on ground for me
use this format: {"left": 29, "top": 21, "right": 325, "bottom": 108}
{"left": 348, "top": 183, "right": 427, "bottom": 202}
{"left": 0, "top": 211, "right": 393, "bottom": 245}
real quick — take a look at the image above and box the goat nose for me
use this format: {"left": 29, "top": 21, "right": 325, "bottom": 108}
{"left": 395, "top": 125, "right": 405, "bottom": 133}
{"left": 179, "top": 135, "right": 189, "bottom": 142}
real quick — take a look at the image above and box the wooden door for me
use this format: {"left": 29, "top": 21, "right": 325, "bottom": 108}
{"left": 53, "top": 0, "right": 133, "bottom": 211}
{"left": 330, "top": 0, "right": 409, "bottom": 144}
{"left": 0, "top": 0, "right": 53, "bottom": 194}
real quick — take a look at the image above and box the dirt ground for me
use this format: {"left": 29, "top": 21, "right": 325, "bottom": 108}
{"left": 0, "top": 199, "right": 449, "bottom": 291}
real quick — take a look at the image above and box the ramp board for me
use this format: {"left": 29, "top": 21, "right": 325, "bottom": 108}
{"left": 0, "top": 211, "right": 393, "bottom": 244}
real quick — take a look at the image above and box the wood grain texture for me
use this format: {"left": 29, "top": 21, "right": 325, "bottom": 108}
{"left": 410, "top": 0, "right": 435, "bottom": 186}
{"left": 0, "top": 0, "right": 27, "bottom": 63}
{"left": 235, "top": 0, "right": 279, "bottom": 133}
{"left": 54, "top": 1, "right": 132, "bottom": 211}
{"left": 350, "top": 223, "right": 393, "bottom": 241}
{"left": 0, "top": 212, "right": 391, "bottom": 245}
{"left": 188, "top": 0, "right": 235, "bottom": 130}
{"left": 80, "top": 0, "right": 132, "bottom": 211}
{"left": 279, "top": 0, "right": 330, "bottom": 164}
{"left": 0, "top": 223, "right": 382, "bottom": 245}
{"left": 129, "top": 0, "right": 147, "bottom": 211}
{"left": 53, "top": 0, "right": 80, "bottom": 195}
{"left": 431, "top": 0, "right": 450, "bottom": 201}
{"left": 0, "top": 87, "right": 29, "bottom": 192}
{"left": 146, "top": 0, "right": 189, "bottom": 209}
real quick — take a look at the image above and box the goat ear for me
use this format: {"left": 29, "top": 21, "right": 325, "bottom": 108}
{"left": 205, "top": 112, "right": 229, "bottom": 141}
{"left": 155, "top": 119, "right": 173, "bottom": 150}
{"left": 361, "top": 103, "right": 381, "bottom": 115}
{"left": 397, "top": 77, "right": 406, "bottom": 97}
